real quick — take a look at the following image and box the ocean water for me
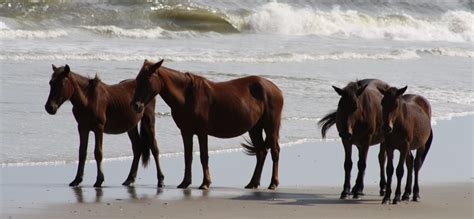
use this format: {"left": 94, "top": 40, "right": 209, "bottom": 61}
{"left": 1, "top": 0, "right": 473, "bottom": 166}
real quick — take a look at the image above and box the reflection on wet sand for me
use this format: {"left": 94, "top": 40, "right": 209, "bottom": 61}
{"left": 71, "top": 186, "right": 217, "bottom": 203}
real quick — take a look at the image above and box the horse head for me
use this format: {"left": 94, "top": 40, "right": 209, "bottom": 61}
{"left": 131, "top": 59, "right": 164, "bottom": 113}
{"left": 332, "top": 82, "right": 368, "bottom": 141}
{"left": 378, "top": 86, "right": 407, "bottom": 133}
{"left": 45, "top": 64, "right": 74, "bottom": 115}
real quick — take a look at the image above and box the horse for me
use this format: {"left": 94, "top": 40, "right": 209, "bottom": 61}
{"left": 131, "top": 59, "right": 284, "bottom": 190}
{"left": 378, "top": 86, "right": 433, "bottom": 204}
{"left": 44, "top": 64, "right": 164, "bottom": 187}
{"left": 319, "top": 79, "right": 395, "bottom": 199}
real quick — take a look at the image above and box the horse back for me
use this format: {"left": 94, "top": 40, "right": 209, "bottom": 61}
{"left": 402, "top": 94, "right": 431, "bottom": 119}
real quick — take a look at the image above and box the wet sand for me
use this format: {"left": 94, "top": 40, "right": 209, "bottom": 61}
{"left": 1, "top": 116, "right": 472, "bottom": 218}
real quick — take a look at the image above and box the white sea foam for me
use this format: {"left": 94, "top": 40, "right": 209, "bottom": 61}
{"left": 0, "top": 29, "right": 68, "bottom": 39}
{"left": 416, "top": 48, "right": 474, "bottom": 58}
{"left": 80, "top": 25, "right": 167, "bottom": 39}
{"left": 0, "top": 49, "right": 421, "bottom": 62}
{"left": 249, "top": 2, "right": 474, "bottom": 42}
{"left": 0, "top": 21, "right": 9, "bottom": 30}
{"left": 431, "top": 112, "right": 474, "bottom": 125}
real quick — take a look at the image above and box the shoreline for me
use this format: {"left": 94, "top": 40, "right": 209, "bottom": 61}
{"left": 1, "top": 115, "right": 473, "bottom": 218}
{"left": 2, "top": 112, "right": 473, "bottom": 168}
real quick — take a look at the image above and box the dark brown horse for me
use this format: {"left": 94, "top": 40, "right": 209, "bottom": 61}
{"left": 319, "top": 79, "right": 392, "bottom": 199}
{"left": 131, "top": 59, "right": 284, "bottom": 190}
{"left": 378, "top": 86, "right": 433, "bottom": 204}
{"left": 45, "top": 65, "right": 164, "bottom": 187}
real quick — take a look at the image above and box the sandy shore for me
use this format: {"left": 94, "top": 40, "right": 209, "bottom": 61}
{"left": 1, "top": 116, "right": 473, "bottom": 218}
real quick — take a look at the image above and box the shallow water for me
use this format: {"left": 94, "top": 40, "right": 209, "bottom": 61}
{"left": 1, "top": 0, "right": 473, "bottom": 165}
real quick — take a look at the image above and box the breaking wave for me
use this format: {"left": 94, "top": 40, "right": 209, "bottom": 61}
{"left": 1, "top": 1, "right": 473, "bottom": 42}
{"left": 248, "top": 3, "right": 474, "bottom": 42}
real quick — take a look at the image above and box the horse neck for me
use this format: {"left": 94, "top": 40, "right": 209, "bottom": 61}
{"left": 157, "top": 67, "right": 191, "bottom": 108}
{"left": 69, "top": 72, "right": 90, "bottom": 108}
{"left": 394, "top": 98, "right": 408, "bottom": 124}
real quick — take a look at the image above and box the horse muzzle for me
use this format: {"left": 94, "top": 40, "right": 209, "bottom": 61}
{"left": 131, "top": 101, "right": 144, "bottom": 113}
{"left": 382, "top": 124, "right": 393, "bottom": 133}
{"left": 45, "top": 103, "right": 58, "bottom": 115}
{"left": 339, "top": 132, "right": 352, "bottom": 141}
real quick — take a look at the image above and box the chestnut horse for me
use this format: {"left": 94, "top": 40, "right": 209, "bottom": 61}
{"left": 319, "top": 79, "right": 392, "bottom": 199}
{"left": 378, "top": 86, "right": 433, "bottom": 204}
{"left": 45, "top": 65, "right": 164, "bottom": 187}
{"left": 131, "top": 59, "right": 283, "bottom": 190}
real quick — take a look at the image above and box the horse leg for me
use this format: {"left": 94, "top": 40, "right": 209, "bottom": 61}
{"left": 413, "top": 148, "right": 425, "bottom": 202}
{"left": 93, "top": 128, "right": 105, "bottom": 187}
{"left": 70, "top": 127, "right": 89, "bottom": 187}
{"left": 402, "top": 152, "right": 414, "bottom": 201}
{"left": 352, "top": 145, "right": 369, "bottom": 199}
{"left": 122, "top": 126, "right": 141, "bottom": 186}
{"left": 245, "top": 126, "right": 266, "bottom": 189}
{"left": 177, "top": 130, "right": 193, "bottom": 189}
{"left": 382, "top": 147, "right": 394, "bottom": 204}
{"left": 142, "top": 112, "right": 165, "bottom": 188}
{"left": 378, "top": 142, "right": 387, "bottom": 196}
{"left": 393, "top": 146, "right": 408, "bottom": 204}
{"left": 340, "top": 140, "right": 352, "bottom": 199}
{"left": 265, "top": 128, "right": 280, "bottom": 190}
{"left": 198, "top": 134, "right": 211, "bottom": 190}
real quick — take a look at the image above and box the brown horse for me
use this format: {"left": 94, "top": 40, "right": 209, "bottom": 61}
{"left": 131, "top": 59, "right": 284, "bottom": 190}
{"left": 45, "top": 64, "right": 164, "bottom": 187}
{"left": 378, "top": 86, "right": 433, "bottom": 204}
{"left": 319, "top": 79, "right": 393, "bottom": 199}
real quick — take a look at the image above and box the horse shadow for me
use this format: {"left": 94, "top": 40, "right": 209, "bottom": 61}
{"left": 231, "top": 190, "right": 380, "bottom": 206}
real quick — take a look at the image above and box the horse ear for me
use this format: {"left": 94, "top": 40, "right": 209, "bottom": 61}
{"left": 377, "top": 87, "right": 385, "bottom": 95}
{"left": 397, "top": 86, "right": 407, "bottom": 96}
{"left": 356, "top": 84, "right": 368, "bottom": 96}
{"left": 332, "top": 86, "right": 344, "bottom": 96}
{"left": 150, "top": 59, "right": 164, "bottom": 74}
{"left": 64, "top": 64, "right": 71, "bottom": 75}
{"left": 52, "top": 64, "right": 58, "bottom": 71}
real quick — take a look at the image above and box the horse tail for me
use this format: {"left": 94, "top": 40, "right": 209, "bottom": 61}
{"left": 241, "top": 137, "right": 265, "bottom": 156}
{"left": 139, "top": 122, "right": 151, "bottom": 168}
{"left": 318, "top": 110, "right": 337, "bottom": 138}
{"left": 421, "top": 129, "right": 433, "bottom": 163}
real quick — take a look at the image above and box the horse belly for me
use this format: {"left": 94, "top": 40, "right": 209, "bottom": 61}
{"left": 104, "top": 111, "right": 141, "bottom": 134}
{"left": 207, "top": 110, "right": 261, "bottom": 138}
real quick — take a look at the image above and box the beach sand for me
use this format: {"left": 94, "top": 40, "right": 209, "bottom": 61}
{"left": 1, "top": 116, "right": 472, "bottom": 219}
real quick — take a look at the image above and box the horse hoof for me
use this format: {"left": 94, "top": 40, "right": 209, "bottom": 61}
{"left": 93, "top": 181, "right": 103, "bottom": 188}
{"left": 69, "top": 179, "right": 82, "bottom": 187}
{"left": 379, "top": 189, "right": 386, "bottom": 196}
{"left": 381, "top": 197, "right": 390, "bottom": 204}
{"left": 158, "top": 181, "right": 165, "bottom": 188}
{"left": 268, "top": 184, "right": 277, "bottom": 190}
{"left": 412, "top": 195, "right": 420, "bottom": 202}
{"left": 122, "top": 179, "right": 134, "bottom": 186}
{"left": 402, "top": 194, "right": 410, "bottom": 201}
{"left": 392, "top": 198, "right": 400, "bottom": 205}
{"left": 340, "top": 193, "right": 349, "bottom": 200}
{"left": 199, "top": 184, "right": 210, "bottom": 190}
{"left": 177, "top": 181, "right": 191, "bottom": 189}
{"left": 245, "top": 182, "right": 259, "bottom": 189}
{"left": 353, "top": 194, "right": 361, "bottom": 200}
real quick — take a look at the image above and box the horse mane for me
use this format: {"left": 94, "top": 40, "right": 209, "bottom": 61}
{"left": 88, "top": 74, "right": 102, "bottom": 89}
{"left": 185, "top": 72, "right": 209, "bottom": 90}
